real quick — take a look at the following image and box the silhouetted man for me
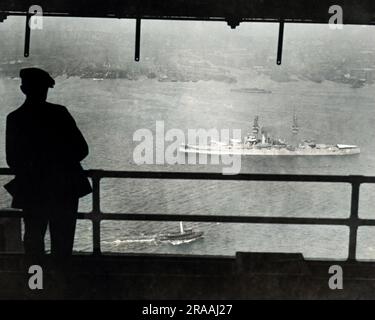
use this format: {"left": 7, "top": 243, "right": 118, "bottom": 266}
{"left": 4, "top": 68, "right": 92, "bottom": 258}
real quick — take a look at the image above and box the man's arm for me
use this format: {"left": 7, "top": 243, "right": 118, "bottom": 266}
{"left": 63, "top": 107, "right": 89, "bottom": 162}
{"left": 5, "top": 115, "right": 20, "bottom": 170}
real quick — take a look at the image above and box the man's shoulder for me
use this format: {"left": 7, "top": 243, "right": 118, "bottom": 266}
{"left": 6, "top": 106, "right": 24, "bottom": 121}
{"left": 46, "top": 103, "right": 76, "bottom": 125}
{"left": 46, "top": 102, "right": 69, "bottom": 114}
{"left": 7, "top": 103, "right": 71, "bottom": 122}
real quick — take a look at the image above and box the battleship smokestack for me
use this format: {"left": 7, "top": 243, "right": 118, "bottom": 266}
{"left": 292, "top": 113, "right": 299, "bottom": 135}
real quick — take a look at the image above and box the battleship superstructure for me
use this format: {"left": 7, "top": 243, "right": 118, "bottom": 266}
{"left": 180, "top": 115, "right": 360, "bottom": 156}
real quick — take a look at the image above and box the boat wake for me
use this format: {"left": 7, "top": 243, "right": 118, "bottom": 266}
{"left": 103, "top": 237, "right": 157, "bottom": 246}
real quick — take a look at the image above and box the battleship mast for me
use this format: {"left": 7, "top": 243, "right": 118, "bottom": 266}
{"left": 291, "top": 112, "right": 299, "bottom": 147}
{"left": 252, "top": 116, "right": 260, "bottom": 139}
{"left": 292, "top": 113, "right": 299, "bottom": 135}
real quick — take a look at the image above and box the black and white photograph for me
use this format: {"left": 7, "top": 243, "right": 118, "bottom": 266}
{"left": 0, "top": 0, "right": 375, "bottom": 304}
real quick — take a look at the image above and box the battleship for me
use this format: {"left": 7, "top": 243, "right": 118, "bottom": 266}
{"left": 180, "top": 115, "right": 360, "bottom": 156}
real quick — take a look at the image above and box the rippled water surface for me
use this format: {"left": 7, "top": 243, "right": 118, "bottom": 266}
{"left": 1, "top": 74, "right": 375, "bottom": 260}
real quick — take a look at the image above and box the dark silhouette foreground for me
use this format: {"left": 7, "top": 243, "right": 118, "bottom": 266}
{"left": 4, "top": 68, "right": 92, "bottom": 258}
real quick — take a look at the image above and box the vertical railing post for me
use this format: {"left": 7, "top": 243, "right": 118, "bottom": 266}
{"left": 348, "top": 181, "right": 361, "bottom": 260}
{"left": 91, "top": 172, "right": 102, "bottom": 255}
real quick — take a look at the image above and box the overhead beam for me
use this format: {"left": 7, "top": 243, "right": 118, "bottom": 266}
{"left": 0, "top": 0, "right": 374, "bottom": 25}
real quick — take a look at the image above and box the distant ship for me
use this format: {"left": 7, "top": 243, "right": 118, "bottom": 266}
{"left": 157, "top": 222, "right": 204, "bottom": 244}
{"left": 180, "top": 115, "right": 360, "bottom": 156}
{"left": 351, "top": 78, "right": 366, "bottom": 89}
{"left": 231, "top": 88, "right": 272, "bottom": 94}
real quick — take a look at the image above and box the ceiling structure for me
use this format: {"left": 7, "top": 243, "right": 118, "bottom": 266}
{"left": 0, "top": 0, "right": 374, "bottom": 25}
{"left": 0, "top": 0, "right": 374, "bottom": 62}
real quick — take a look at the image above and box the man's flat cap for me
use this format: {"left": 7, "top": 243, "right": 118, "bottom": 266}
{"left": 20, "top": 68, "right": 55, "bottom": 88}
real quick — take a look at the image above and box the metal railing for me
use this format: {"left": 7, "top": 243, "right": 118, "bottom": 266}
{"left": 1, "top": 167, "right": 375, "bottom": 260}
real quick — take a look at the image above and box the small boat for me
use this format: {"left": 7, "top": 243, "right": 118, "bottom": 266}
{"left": 157, "top": 222, "right": 204, "bottom": 244}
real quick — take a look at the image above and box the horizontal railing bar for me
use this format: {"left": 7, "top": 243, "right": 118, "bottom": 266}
{"left": 0, "top": 210, "right": 23, "bottom": 218}
{"left": 0, "top": 168, "right": 13, "bottom": 174}
{"left": 86, "top": 170, "right": 375, "bottom": 183}
{"left": 90, "top": 213, "right": 353, "bottom": 225}
{"left": 1, "top": 209, "right": 375, "bottom": 226}
{"left": 2, "top": 168, "right": 375, "bottom": 184}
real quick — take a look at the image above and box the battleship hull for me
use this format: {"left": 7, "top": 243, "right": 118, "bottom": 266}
{"left": 180, "top": 145, "right": 360, "bottom": 156}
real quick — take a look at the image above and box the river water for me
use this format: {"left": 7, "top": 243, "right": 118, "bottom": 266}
{"left": 1, "top": 74, "right": 375, "bottom": 261}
